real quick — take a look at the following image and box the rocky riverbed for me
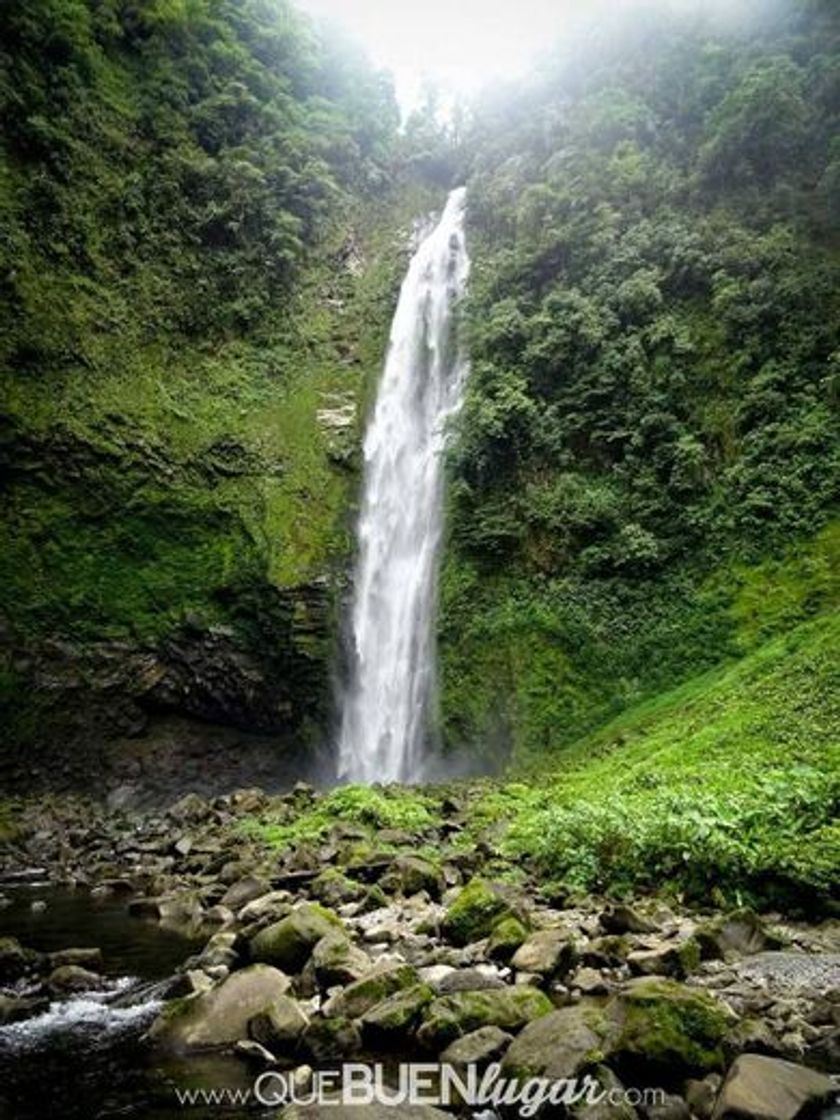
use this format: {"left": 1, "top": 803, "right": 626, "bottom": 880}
{"left": 0, "top": 784, "right": 838, "bottom": 1119}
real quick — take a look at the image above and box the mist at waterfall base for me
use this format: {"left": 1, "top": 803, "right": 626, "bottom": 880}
{"left": 324, "top": 187, "right": 498, "bottom": 788}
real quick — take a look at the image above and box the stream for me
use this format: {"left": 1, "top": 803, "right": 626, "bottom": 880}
{"left": 0, "top": 884, "right": 254, "bottom": 1120}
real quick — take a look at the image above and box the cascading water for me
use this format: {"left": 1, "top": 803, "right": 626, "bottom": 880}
{"left": 338, "top": 187, "right": 470, "bottom": 785}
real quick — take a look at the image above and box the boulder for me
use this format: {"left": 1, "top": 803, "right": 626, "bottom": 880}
{"left": 696, "top": 911, "right": 778, "bottom": 961}
{"left": 711, "top": 1054, "right": 834, "bottom": 1120}
{"left": 249, "top": 994, "right": 310, "bottom": 1048}
{"left": 503, "top": 1005, "right": 611, "bottom": 1080}
{"left": 310, "top": 932, "right": 372, "bottom": 988}
{"left": 325, "top": 963, "right": 419, "bottom": 1020}
{"left": 249, "top": 904, "right": 342, "bottom": 973}
{"left": 309, "top": 869, "right": 365, "bottom": 908}
{"left": 608, "top": 978, "right": 730, "bottom": 1083}
{"left": 147, "top": 964, "right": 291, "bottom": 1052}
{"left": 167, "top": 792, "right": 212, "bottom": 823}
{"left": 381, "top": 856, "right": 445, "bottom": 900}
{"left": 48, "top": 947, "right": 103, "bottom": 970}
{"left": 572, "top": 1065, "right": 638, "bottom": 1120}
{"left": 300, "top": 1016, "right": 362, "bottom": 1062}
{"left": 686, "top": 1075, "right": 724, "bottom": 1120}
{"left": 487, "top": 916, "right": 529, "bottom": 963}
{"left": 239, "top": 891, "right": 292, "bottom": 924}
{"left": 360, "top": 984, "right": 435, "bottom": 1044}
{"left": 806, "top": 1025, "right": 840, "bottom": 1072}
{"left": 220, "top": 876, "right": 271, "bottom": 911}
{"left": 0, "top": 936, "right": 43, "bottom": 981}
{"left": 0, "top": 993, "right": 49, "bottom": 1024}
{"left": 47, "top": 964, "right": 102, "bottom": 994}
{"left": 437, "top": 968, "right": 506, "bottom": 994}
{"left": 440, "top": 1024, "right": 512, "bottom": 1073}
{"left": 417, "top": 986, "right": 552, "bottom": 1051}
{"left": 442, "top": 878, "right": 524, "bottom": 946}
{"left": 573, "top": 967, "right": 611, "bottom": 996}
{"left": 196, "top": 930, "right": 239, "bottom": 971}
{"left": 511, "top": 927, "right": 578, "bottom": 979}
{"left": 600, "top": 904, "right": 658, "bottom": 935}
{"left": 627, "top": 939, "right": 699, "bottom": 980}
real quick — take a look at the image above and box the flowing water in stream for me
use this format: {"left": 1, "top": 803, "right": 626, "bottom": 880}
{"left": 338, "top": 187, "right": 470, "bottom": 785}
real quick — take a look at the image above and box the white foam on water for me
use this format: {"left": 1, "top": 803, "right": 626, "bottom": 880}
{"left": 0, "top": 976, "right": 161, "bottom": 1051}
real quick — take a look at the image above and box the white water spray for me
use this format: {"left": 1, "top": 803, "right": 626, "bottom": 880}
{"left": 338, "top": 187, "right": 470, "bottom": 784}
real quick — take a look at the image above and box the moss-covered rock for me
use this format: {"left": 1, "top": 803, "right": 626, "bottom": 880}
{"left": 502, "top": 1005, "right": 613, "bottom": 1081}
{"left": 440, "top": 1024, "right": 513, "bottom": 1075}
{"left": 360, "top": 983, "right": 435, "bottom": 1044}
{"left": 511, "top": 927, "right": 578, "bottom": 978}
{"left": 249, "top": 904, "right": 342, "bottom": 973}
{"left": 608, "top": 978, "right": 731, "bottom": 1083}
{"left": 327, "top": 963, "right": 419, "bottom": 1020}
{"left": 381, "top": 855, "right": 445, "bottom": 900}
{"left": 309, "top": 869, "right": 366, "bottom": 908}
{"left": 0, "top": 937, "right": 43, "bottom": 982}
{"left": 694, "top": 910, "right": 780, "bottom": 961}
{"left": 417, "top": 987, "right": 552, "bottom": 1051}
{"left": 301, "top": 1016, "right": 362, "bottom": 1062}
{"left": 487, "top": 916, "right": 529, "bottom": 963}
{"left": 627, "top": 938, "right": 701, "bottom": 980}
{"left": 310, "top": 931, "right": 371, "bottom": 988}
{"left": 248, "top": 994, "right": 309, "bottom": 1047}
{"left": 441, "top": 878, "right": 525, "bottom": 946}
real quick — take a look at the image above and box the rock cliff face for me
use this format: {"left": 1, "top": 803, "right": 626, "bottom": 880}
{"left": 0, "top": 1, "right": 437, "bottom": 796}
{"left": 0, "top": 217, "right": 431, "bottom": 795}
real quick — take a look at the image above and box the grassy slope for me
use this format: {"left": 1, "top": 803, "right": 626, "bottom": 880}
{"left": 500, "top": 610, "right": 839, "bottom": 905}
{"left": 240, "top": 603, "right": 838, "bottom": 912}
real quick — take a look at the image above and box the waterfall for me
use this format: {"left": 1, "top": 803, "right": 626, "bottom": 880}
{"left": 338, "top": 187, "right": 471, "bottom": 785}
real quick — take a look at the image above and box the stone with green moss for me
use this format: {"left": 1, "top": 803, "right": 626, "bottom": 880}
{"left": 328, "top": 963, "right": 419, "bottom": 1020}
{"left": 511, "top": 927, "right": 578, "bottom": 978}
{"left": 360, "top": 983, "right": 435, "bottom": 1043}
{"left": 249, "top": 903, "right": 342, "bottom": 973}
{"left": 301, "top": 1015, "right": 362, "bottom": 1061}
{"left": 503, "top": 1005, "right": 614, "bottom": 1081}
{"left": 627, "top": 937, "right": 701, "bottom": 980}
{"left": 309, "top": 869, "right": 365, "bottom": 907}
{"left": 381, "top": 855, "right": 445, "bottom": 900}
{"left": 249, "top": 993, "right": 309, "bottom": 1047}
{"left": 442, "top": 878, "right": 525, "bottom": 947}
{"left": 608, "top": 978, "right": 730, "bottom": 1081}
{"left": 487, "top": 916, "right": 529, "bottom": 963}
{"left": 0, "top": 937, "right": 42, "bottom": 982}
{"left": 310, "top": 931, "right": 371, "bottom": 988}
{"left": 417, "top": 987, "right": 552, "bottom": 1051}
{"left": 694, "top": 909, "right": 779, "bottom": 961}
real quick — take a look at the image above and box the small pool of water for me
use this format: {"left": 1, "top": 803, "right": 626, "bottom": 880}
{"left": 0, "top": 884, "right": 197, "bottom": 980}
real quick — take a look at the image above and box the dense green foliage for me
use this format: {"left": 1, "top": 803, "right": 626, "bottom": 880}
{"left": 1, "top": 0, "right": 397, "bottom": 349}
{"left": 0, "top": 0, "right": 414, "bottom": 749}
{"left": 441, "top": 0, "right": 840, "bottom": 761}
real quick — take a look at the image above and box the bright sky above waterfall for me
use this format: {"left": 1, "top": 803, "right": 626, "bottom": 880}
{"left": 295, "top": 0, "right": 565, "bottom": 111}
{"left": 295, "top": 0, "right": 767, "bottom": 114}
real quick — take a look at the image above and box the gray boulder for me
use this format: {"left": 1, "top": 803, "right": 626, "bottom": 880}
{"left": 146, "top": 964, "right": 291, "bottom": 1052}
{"left": 503, "top": 1004, "right": 610, "bottom": 1080}
{"left": 711, "top": 1054, "right": 834, "bottom": 1120}
{"left": 511, "top": 927, "right": 578, "bottom": 979}
{"left": 249, "top": 904, "right": 343, "bottom": 973}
